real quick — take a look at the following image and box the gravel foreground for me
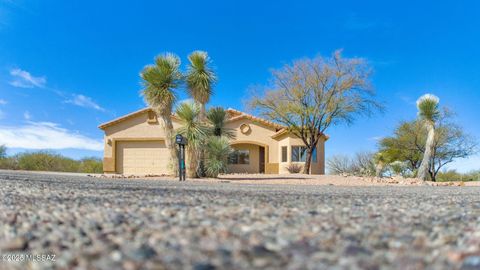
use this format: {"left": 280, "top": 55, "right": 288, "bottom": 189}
{"left": 1, "top": 171, "right": 480, "bottom": 270}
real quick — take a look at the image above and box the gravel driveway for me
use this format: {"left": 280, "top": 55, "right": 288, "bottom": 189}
{"left": 1, "top": 170, "right": 479, "bottom": 270}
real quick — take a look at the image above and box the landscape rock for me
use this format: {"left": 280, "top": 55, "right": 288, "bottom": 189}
{"left": 0, "top": 170, "right": 479, "bottom": 269}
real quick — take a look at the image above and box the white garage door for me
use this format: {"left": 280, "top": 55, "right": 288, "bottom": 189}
{"left": 116, "top": 141, "right": 169, "bottom": 175}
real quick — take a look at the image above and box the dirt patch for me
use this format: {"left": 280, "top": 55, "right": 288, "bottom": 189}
{"left": 88, "top": 173, "right": 480, "bottom": 187}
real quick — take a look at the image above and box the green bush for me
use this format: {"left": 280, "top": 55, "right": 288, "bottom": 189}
{"left": 436, "top": 170, "right": 480, "bottom": 182}
{"left": 78, "top": 157, "right": 103, "bottom": 173}
{"left": 0, "top": 149, "right": 103, "bottom": 174}
{"left": 16, "top": 151, "right": 79, "bottom": 172}
{"left": 205, "top": 136, "right": 232, "bottom": 178}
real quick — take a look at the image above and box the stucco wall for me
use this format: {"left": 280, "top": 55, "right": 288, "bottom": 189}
{"left": 224, "top": 118, "right": 279, "bottom": 163}
{"left": 277, "top": 134, "right": 326, "bottom": 174}
{"left": 101, "top": 111, "right": 181, "bottom": 173}
{"left": 100, "top": 109, "right": 326, "bottom": 175}
{"left": 227, "top": 143, "right": 260, "bottom": 174}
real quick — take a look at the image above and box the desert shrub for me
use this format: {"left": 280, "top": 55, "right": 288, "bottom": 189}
{"left": 351, "top": 152, "right": 376, "bottom": 176}
{"left": 388, "top": 161, "right": 411, "bottom": 177}
{"left": 286, "top": 163, "right": 302, "bottom": 174}
{"left": 205, "top": 136, "right": 232, "bottom": 178}
{"left": 0, "top": 156, "right": 19, "bottom": 170}
{"left": 78, "top": 157, "right": 103, "bottom": 173}
{"left": 436, "top": 170, "right": 480, "bottom": 182}
{"left": 327, "top": 152, "right": 376, "bottom": 176}
{"left": 327, "top": 155, "right": 351, "bottom": 175}
{"left": 16, "top": 151, "right": 79, "bottom": 172}
{"left": 0, "top": 147, "right": 103, "bottom": 173}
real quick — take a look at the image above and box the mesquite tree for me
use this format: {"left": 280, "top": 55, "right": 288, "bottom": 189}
{"left": 250, "top": 50, "right": 382, "bottom": 174}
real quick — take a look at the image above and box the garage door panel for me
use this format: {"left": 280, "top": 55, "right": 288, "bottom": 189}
{"left": 116, "top": 141, "right": 169, "bottom": 175}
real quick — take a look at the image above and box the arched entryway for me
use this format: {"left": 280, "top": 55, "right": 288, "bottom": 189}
{"left": 228, "top": 141, "right": 269, "bottom": 174}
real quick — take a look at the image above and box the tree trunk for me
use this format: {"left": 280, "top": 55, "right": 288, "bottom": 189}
{"left": 375, "top": 162, "right": 384, "bottom": 178}
{"left": 417, "top": 123, "right": 435, "bottom": 181}
{"left": 186, "top": 147, "right": 198, "bottom": 178}
{"left": 197, "top": 102, "right": 207, "bottom": 177}
{"left": 199, "top": 103, "right": 207, "bottom": 121}
{"left": 302, "top": 147, "right": 313, "bottom": 174}
{"left": 429, "top": 169, "right": 436, "bottom": 182}
{"left": 161, "top": 115, "right": 178, "bottom": 176}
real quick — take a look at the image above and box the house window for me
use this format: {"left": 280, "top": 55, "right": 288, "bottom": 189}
{"left": 291, "top": 146, "right": 317, "bottom": 162}
{"left": 291, "top": 146, "right": 306, "bottom": 162}
{"left": 228, "top": 150, "right": 250, "bottom": 164}
{"left": 281, "top": 146, "right": 287, "bottom": 162}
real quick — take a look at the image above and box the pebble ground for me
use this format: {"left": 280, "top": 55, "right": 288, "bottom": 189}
{"left": 1, "top": 170, "right": 480, "bottom": 270}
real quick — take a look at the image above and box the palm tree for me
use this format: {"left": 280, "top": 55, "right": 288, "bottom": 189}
{"left": 185, "top": 51, "right": 216, "bottom": 120}
{"left": 416, "top": 94, "right": 440, "bottom": 181}
{"left": 207, "top": 107, "right": 236, "bottom": 139}
{"left": 175, "top": 102, "right": 208, "bottom": 178}
{"left": 141, "top": 53, "right": 182, "bottom": 175}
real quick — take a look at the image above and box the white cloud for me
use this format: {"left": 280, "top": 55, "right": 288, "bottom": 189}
{"left": 0, "top": 99, "right": 7, "bottom": 105}
{"left": 9, "top": 68, "right": 47, "bottom": 88}
{"left": 0, "top": 122, "right": 103, "bottom": 151}
{"left": 23, "top": 111, "right": 31, "bottom": 120}
{"left": 65, "top": 94, "right": 105, "bottom": 112}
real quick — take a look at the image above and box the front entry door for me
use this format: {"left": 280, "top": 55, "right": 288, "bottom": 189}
{"left": 259, "top": 146, "right": 265, "bottom": 173}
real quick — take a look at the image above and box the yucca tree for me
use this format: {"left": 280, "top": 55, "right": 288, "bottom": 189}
{"left": 207, "top": 107, "right": 236, "bottom": 139}
{"left": 416, "top": 94, "right": 441, "bottom": 181}
{"left": 186, "top": 51, "right": 216, "bottom": 120}
{"left": 141, "top": 53, "right": 182, "bottom": 175}
{"left": 175, "top": 102, "right": 208, "bottom": 178}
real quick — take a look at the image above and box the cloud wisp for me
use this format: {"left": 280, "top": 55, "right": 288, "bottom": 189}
{"left": 0, "top": 122, "right": 103, "bottom": 151}
{"left": 9, "top": 68, "right": 47, "bottom": 88}
{"left": 23, "top": 111, "right": 31, "bottom": 120}
{"left": 0, "top": 99, "right": 7, "bottom": 105}
{"left": 7, "top": 67, "right": 107, "bottom": 112}
{"left": 65, "top": 94, "right": 106, "bottom": 112}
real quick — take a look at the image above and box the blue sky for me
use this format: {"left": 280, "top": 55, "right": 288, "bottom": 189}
{"left": 0, "top": 1, "right": 479, "bottom": 171}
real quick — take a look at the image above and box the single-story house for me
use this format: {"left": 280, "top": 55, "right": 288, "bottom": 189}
{"left": 98, "top": 108, "right": 328, "bottom": 175}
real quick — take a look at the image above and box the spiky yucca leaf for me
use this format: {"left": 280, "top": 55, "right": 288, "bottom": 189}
{"left": 186, "top": 51, "right": 216, "bottom": 106}
{"left": 207, "top": 107, "right": 236, "bottom": 139}
{"left": 416, "top": 94, "right": 440, "bottom": 123}
{"left": 205, "top": 136, "right": 232, "bottom": 178}
{"left": 141, "top": 53, "right": 182, "bottom": 114}
{"left": 175, "top": 102, "right": 209, "bottom": 148}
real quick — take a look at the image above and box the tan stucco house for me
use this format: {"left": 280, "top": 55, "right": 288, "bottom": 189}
{"left": 98, "top": 108, "right": 328, "bottom": 175}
